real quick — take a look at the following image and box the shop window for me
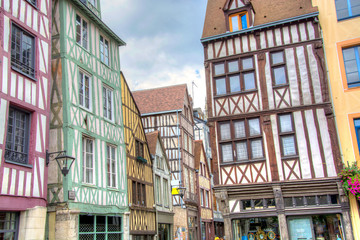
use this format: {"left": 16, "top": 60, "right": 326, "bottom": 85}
{"left": 79, "top": 215, "right": 122, "bottom": 239}
{"left": 229, "top": 12, "right": 249, "bottom": 32}
{"left": 214, "top": 57, "right": 256, "bottom": 96}
{"left": 219, "top": 118, "right": 263, "bottom": 163}
{"left": 11, "top": 24, "right": 35, "bottom": 78}
{"left": 0, "top": 212, "right": 19, "bottom": 239}
{"left": 76, "top": 14, "right": 88, "bottom": 49}
{"left": 335, "top": 0, "right": 360, "bottom": 20}
{"left": 278, "top": 113, "right": 297, "bottom": 157}
{"left": 271, "top": 51, "right": 287, "bottom": 86}
{"left": 5, "top": 107, "right": 31, "bottom": 165}
{"left": 233, "top": 217, "right": 279, "bottom": 240}
{"left": 288, "top": 215, "right": 344, "bottom": 240}
{"left": 342, "top": 45, "right": 360, "bottom": 88}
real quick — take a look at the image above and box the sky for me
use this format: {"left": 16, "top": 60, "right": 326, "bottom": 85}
{"left": 101, "top": 0, "right": 208, "bottom": 110}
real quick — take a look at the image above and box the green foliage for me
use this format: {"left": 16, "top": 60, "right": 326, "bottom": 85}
{"left": 339, "top": 162, "right": 360, "bottom": 200}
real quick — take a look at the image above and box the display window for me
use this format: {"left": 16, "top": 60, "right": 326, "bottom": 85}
{"left": 232, "top": 217, "right": 280, "bottom": 240}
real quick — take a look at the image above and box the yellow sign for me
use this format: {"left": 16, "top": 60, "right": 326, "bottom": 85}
{"left": 172, "top": 187, "right": 180, "bottom": 195}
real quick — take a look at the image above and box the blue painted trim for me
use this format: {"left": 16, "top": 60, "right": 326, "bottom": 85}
{"left": 354, "top": 119, "right": 360, "bottom": 153}
{"left": 201, "top": 12, "right": 319, "bottom": 43}
{"left": 355, "top": 46, "right": 360, "bottom": 82}
{"left": 347, "top": 0, "right": 353, "bottom": 16}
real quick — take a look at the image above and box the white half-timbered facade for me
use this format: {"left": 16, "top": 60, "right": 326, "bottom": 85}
{"left": 202, "top": 0, "right": 354, "bottom": 239}
{"left": 0, "top": 0, "right": 51, "bottom": 238}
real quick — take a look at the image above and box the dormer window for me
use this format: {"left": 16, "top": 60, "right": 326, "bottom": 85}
{"left": 229, "top": 12, "right": 248, "bottom": 31}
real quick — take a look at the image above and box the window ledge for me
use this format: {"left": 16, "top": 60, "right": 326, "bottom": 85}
{"left": 100, "top": 61, "right": 111, "bottom": 69}
{"left": 107, "top": 187, "right": 119, "bottom": 191}
{"left": 220, "top": 158, "right": 266, "bottom": 166}
{"left": 273, "top": 83, "right": 289, "bottom": 89}
{"left": 82, "top": 183, "right": 97, "bottom": 188}
{"left": 76, "top": 42, "right": 90, "bottom": 54}
{"left": 337, "top": 14, "right": 360, "bottom": 22}
{"left": 215, "top": 89, "right": 258, "bottom": 98}
{"left": 78, "top": 105, "right": 93, "bottom": 114}
{"left": 11, "top": 66, "right": 37, "bottom": 82}
{"left": 5, "top": 160, "right": 33, "bottom": 168}
{"left": 281, "top": 155, "right": 299, "bottom": 160}
{"left": 103, "top": 117, "right": 116, "bottom": 125}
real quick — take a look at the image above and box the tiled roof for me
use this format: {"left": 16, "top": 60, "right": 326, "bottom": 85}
{"left": 132, "top": 84, "right": 187, "bottom": 114}
{"left": 145, "top": 131, "right": 159, "bottom": 156}
{"left": 202, "top": 0, "right": 318, "bottom": 38}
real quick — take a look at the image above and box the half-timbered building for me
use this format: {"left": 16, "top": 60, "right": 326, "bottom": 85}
{"left": 201, "top": 0, "right": 354, "bottom": 239}
{"left": 48, "top": 0, "right": 128, "bottom": 239}
{"left": 0, "top": 0, "right": 51, "bottom": 238}
{"left": 121, "top": 72, "right": 156, "bottom": 240}
{"left": 133, "top": 84, "right": 199, "bottom": 240}
{"left": 146, "top": 131, "right": 174, "bottom": 240}
{"left": 195, "top": 140, "right": 214, "bottom": 240}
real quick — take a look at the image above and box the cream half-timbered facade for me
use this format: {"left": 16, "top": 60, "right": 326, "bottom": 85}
{"left": 121, "top": 73, "right": 156, "bottom": 239}
{"left": 146, "top": 131, "right": 174, "bottom": 240}
{"left": 202, "top": 0, "right": 354, "bottom": 239}
{"left": 0, "top": 0, "right": 51, "bottom": 238}
{"left": 133, "top": 85, "right": 199, "bottom": 240}
{"left": 48, "top": 0, "right": 128, "bottom": 239}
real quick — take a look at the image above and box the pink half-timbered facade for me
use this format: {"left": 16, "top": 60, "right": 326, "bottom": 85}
{"left": 202, "top": 0, "right": 355, "bottom": 239}
{"left": 0, "top": 0, "right": 51, "bottom": 238}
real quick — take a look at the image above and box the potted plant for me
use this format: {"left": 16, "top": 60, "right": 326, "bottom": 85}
{"left": 339, "top": 162, "right": 360, "bottom": 200}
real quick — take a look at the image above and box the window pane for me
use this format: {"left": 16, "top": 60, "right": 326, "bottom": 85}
{"left": 214, "top": 63, "right": 225, "bottom": 75}
{"left": 244, "top": 72, "right": 256, "bottom": 90}
{"left": 271, "top": 52, "right": 284, "bottom": 64}
{"left": 241, "top": 14, "right": 247, "bottom": 29}
{"left": 251, "top": 139, "right": 263, "bottom": 158}
{"left": 231, "top": 16, "right": 239, "bottom": 31}
{"left": 234, "top": 121, "right": 246, "bottom": 138}
{"left": 229, "top": 75, "right": 240, "bottom": 92}
{"left": 221, "top": 144, "right": 233, "bottom": 162}
{"left": 219, "top": 123, "right": 231, "bottom": 140}
{"left": 76, "top": 15, "right": 81, "bottom": 44}
{"left": 216, "top": 78, "right": 226, "bottom": 95}
{"left": 236, "top": 141, "right": 248, "bottom": 160}
{"left": 248, "top": 118, "right": 260, "bottom": 136}
{"left": 281, "top": 135, "right": 296, "bottom": 156}
{"left": 352, "top": 0, "right": 360, "bottom": 16}
{"left": 306, "top": 196, "right": 316, "bottom": 206}
{"left": 295, "top": 196, "right": 304, "bottom": 206}
{"left": 242, "top": 57, "right": 253, "bottom": 69}
{"left": 279, "top": 114, "right": 293, "bottom": 132}
{"left": 228, "top": 61, "right": 239, "bottom": 72}
{"left": 273, "top": 66, "right": 287, "bottom": 85}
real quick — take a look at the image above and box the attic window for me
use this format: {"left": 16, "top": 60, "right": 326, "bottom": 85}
{"left": 229, "top": 11, "right": 248, "bottom": 32}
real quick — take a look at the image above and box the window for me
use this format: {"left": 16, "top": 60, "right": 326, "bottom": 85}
{"left": 26, "top": 0, "right": 36, "bottom": 7}
{"left": 219, "top": 118, "right": 263, "bottom": 163}
{"left": 229, "top": 12, "right": 248, "bottom": 32}
{"left": 88, "top": 0, "right": 96, "bottom": 7}
{"left": 0, "top": 212, "right": 19, "bottom": 239}
{"left": 155, "top": 175, "right": 161, "bottom": 205}
{"left": 163, "top": 179, "right": 169, "bottom": 207}
{"left": 271, "top": 51, "right": 287, "bottom": 86}
{"left": 76, "top": 14, "right": 88, "bottom": 49}
{"left": 79, "top": 215, "right": 122, "bottom": 240}
{"left": 214, "top": 57, "right": 256, "bottom": 95}
{"left": 354, "top": 118, "right": 360, "bottom": 152}
{"left": 107, "top": 145, "right": 116, "bottom": 188}
{"left": 135, "top": 140, "right": 144, "bottom": 158}
{"left": 156, "top": 155, "right": 163, "bottom": 170}
{"left": 278, "top": 114, "right": 297, "bottom": 156}
{"left": 83, "top": 137, "right": 94, "bottom": 184}
{"left": 205, "top": 190, "right": 209, "bottom": 208}
{"left": 335, "top": 0, "right": 360, "bottom": 20}
{"left": 11, "top": 24, "right": 35, "bottom": 78}
{"left": 103, "top": 86, "right": 113, "bottom": 120}
{"left": 79, "top": 71, "right": 91, "bottom": 110}
{"left": 5, "top": 107, "right": 30, "bottom": 165}
{"left": 100, "top": 35, "right": 109, "bottom": 65}
{"left": 200, "top": 189, "right": 204, "bottom": 206}
{"left": 342, "top": 46, "right": 360, "bottom": 88}
{"left": 132, "top": 181, "right": 146, "bottom": 206}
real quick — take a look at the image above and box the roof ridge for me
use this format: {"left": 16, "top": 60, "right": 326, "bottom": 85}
{"left": 133, "top": 83, "right": 187, "bottom": 93}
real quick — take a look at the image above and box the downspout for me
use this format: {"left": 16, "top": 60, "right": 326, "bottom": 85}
{"left": 177, "top": 110, "right": 183, "bottom": 208}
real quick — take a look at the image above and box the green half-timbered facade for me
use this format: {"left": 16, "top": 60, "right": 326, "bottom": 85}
{"left": 48, "top": 0, "right": 128, "bottom": 239}
{"left": 121, "top": 73, "right": 156, "bottom": 239}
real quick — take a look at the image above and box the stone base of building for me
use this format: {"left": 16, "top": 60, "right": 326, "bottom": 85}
{"left": 17, "top": 206, "right": 47, "bottom": 240}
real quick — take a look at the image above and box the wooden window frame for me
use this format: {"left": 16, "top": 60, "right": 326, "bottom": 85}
{"left": 200, "top": 189, "right": 204, "bottom": 207}
{"left": 82, "top": 136, "right": 95, "bottom": 184}
{"left": 76, "top": 14, "right": 88, "bottom": 50}
{"left": 106, "top": 144, "right": 117, "bottom": 188}
{"left": 100, "top": 35, "right": 110, "bottom": 66}
{"left": 277, "top": 113, "right": 298, "bottom": 157}
{"left": 218, "top": 117, "right": 264, "bottom": 163}
{"left": 78, "top": 69, "right": 92, "bottom": 110}
{"left": 135, "top": 139, "right": 144, "bottom": 158}
{"left": 163, "top": 179, "right": 169, "bottom": 207}
{"left": 155, "top": 175, "right": 161, "bottom": 205}
{"left": 11, "top": 23, "right": 36, "bottom": 79}
{"left": 229, "top": 11, "right": 249, "bottom": 32}
{"left": 349, "top": 113, "right": 360, "bottom": 160}
{"left": 103, "top": 85, "right": 114, "bottom": 121}
{"left": 213, "top": 56, "right": 257, "bottom": 96}
{"left": 0, "top": 212, "right": 19, "bottom": 239}
{"left": 270, "top": 51, "right": 288, "bottom": 87}
{"left": 5, "top": 106, "right": 31, "bottom": 166}
{"left": 337, "top": 38, "right": 360, "bottom": 91}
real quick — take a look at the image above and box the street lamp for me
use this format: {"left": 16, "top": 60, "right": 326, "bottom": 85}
{"left": 46, "top": 150, "right": 75, "bottom": 176}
